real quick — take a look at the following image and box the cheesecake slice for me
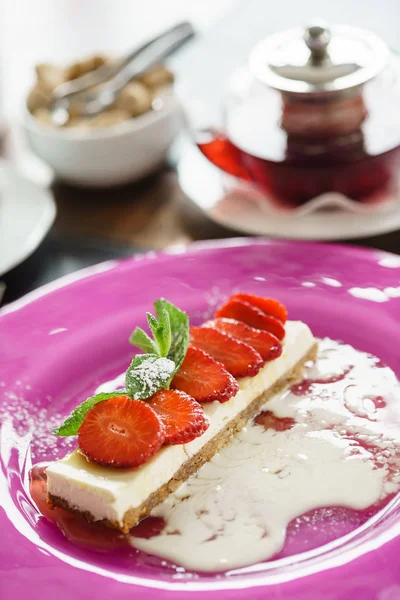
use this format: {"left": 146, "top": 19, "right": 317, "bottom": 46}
{"left": 46, "top": 321, "right": 317, "bottom": 533}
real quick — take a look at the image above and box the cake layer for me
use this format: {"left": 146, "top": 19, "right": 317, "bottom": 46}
{"left": 46, "top": 321, "right": 316, "bottom": 531}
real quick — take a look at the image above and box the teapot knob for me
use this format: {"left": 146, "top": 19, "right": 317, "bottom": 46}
{"left": 304, "top": 21, "right": 331, "bottom": 63}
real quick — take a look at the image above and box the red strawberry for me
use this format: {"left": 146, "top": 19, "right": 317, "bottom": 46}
{"left": 203, "top": 318, "right": 282, "bottom": 361}
{"left": 148, "top": 389, "right": 209, "bottom": 445}
{"left": 230, "top": 293, "right": 288, "bottom": 323}
{"left": 78, "top": 395, "right": 165, "bottom": 468}
{"left": 190, "top": 326, "right": 263, "bottom": 377}
{"left": 215, "top": 299, "right": 285, "bottom": 340}
{"left": 171, "top": 346, "right": 239, "bottom": 403}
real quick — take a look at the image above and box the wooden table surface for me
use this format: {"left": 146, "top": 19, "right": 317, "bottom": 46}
{"left": 2, "top": 0, "right": 400, "bottom": 304}
{"left": 51, "top": 166, "right": 233, "bottom": 251}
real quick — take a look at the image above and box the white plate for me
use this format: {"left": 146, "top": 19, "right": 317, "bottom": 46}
{"left": 178, "top": 141, "right": 400, "bottom": 240}
{"left": 0, "top": 160, "right": 56, "bottom": 275}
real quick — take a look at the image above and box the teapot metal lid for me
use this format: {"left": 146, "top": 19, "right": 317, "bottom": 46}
{"left": 249, "top": 21, "right": 389, "bottom": 96}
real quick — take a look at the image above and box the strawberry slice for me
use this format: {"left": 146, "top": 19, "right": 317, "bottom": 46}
{"left": 190, "top": 326, "right": 263, "bottom": 377}
{"left": 78, "top": 395, "right": 165, "bottom": 468}
{"left": 203, "top": 318, "right": 282, "bottom": 361}
{"left": 148, "top": 389, "right": 209, "bottom": 445}
{"left": 215, "top": 299, "right": 285, "bottom": 340}
{"left": 171, "top": 346, "right": 239, "bottom": 403}
{"left": 230, "top": 293, "right": 288, "bottom": 323}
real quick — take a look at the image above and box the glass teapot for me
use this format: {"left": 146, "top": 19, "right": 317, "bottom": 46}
{"left": 197, "top": 22, "right": 400, "bottom": 209}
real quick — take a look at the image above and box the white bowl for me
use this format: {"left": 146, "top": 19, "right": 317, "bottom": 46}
{"left": 22, "top": 93, "right": 184, "bottom": 187}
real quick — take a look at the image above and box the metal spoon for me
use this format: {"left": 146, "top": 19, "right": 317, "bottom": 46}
{"left": 50, "top": 21, "right": 195, "bottom": 126}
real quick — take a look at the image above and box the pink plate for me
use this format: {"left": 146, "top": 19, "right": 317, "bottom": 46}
{"left": 1, "top": 238, "right": 400, "bottom": 599}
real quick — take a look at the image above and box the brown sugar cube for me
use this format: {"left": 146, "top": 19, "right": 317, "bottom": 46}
{"left": 114, "top": 81, "right": 152, "bottom": 117}
{"left": 73, "top": 109, "right": 132, "bottom": 129}
{"left": 78, "top": 54, "right": 107, "bottom": 75}
{"left": 32, "top": 107, "right": 54, "bottom": 126}
{"left": 66, "top": 80, "right": 110, "bottom": 118}
{"left": 138, "top": 64, "right": 174, "bottom": 91}
{"left": 92, "top": 55, "right": 108, "bottom": 70}
{"left": 67, "top": 99, "right": 87, "bottom": 118}
{"left": 65, "top": 54, "right": 108, "bottom": 81}
{"left": 65, "top": 61, "right": 81, "bottom": 81}
{"left": 35, "top": 63, "right": 66, "bottom": 90}
{"left": 27, "top": 84, "right": 53, "bottom": 113}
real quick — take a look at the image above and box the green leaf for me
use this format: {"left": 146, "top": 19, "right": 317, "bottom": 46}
{"left": 125, "top": 353, "right": 175, "bottom": 400}
{"left": 154, "top": 308, "right": 171, "bottom": 357}
{"left": 52, "top": 391, "right": 127, "bottom": 437}
{"left": 130, "top": 327, "right": 160, "bottom": 355}
{"left": 147, "top": 312, "right": 160, "bottom": 341}
{"left": 154, "top": 298, "right": 189, "bottom": 372}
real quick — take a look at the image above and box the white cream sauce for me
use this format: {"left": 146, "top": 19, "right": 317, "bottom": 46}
{"left": 130, "top": 339, "right": 400, "bottom": 572}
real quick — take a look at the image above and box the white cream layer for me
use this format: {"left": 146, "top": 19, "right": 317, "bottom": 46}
{"left": 46, "top": 321, "right": 315, "bottom": 525}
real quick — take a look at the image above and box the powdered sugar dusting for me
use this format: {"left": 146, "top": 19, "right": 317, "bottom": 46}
{"left": 198, "top": 286, "right": 236, "bottom": 321}
{"left": 1, "top": 388, "right": 75, "bottom": 462}
{"left": 126, "top": 356, "right": 175, "bottom": 400}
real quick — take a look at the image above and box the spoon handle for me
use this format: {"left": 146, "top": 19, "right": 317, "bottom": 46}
{"left": 109, "top": 21, "right": 195, "bottom": 93}
{"left": 53, "top": 21, "right": 195, "bottom": 103}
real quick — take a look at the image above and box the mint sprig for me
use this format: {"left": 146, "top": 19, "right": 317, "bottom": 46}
{"left": 53, "top": 298, "right": 190, "bottom": 437}
{"left": 53, "top": 391, "right": 127, "bottom": 436}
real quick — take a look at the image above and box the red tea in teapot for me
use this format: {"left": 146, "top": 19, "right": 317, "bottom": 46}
{"left": 197, "top": 90, "right": 400, "bottom": 208}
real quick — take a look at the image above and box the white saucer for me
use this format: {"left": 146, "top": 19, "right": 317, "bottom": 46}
{"left": 0, "top": 160, "right": 56, "bottom": 276}
{"left": 178, "top": 141, "right": 400, "bottom": 240}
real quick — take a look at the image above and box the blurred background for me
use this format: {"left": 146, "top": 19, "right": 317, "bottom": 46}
{"left": 0, "top": 0, "right": 399, "bottom": 304}
{"left": 1, "top": 0, "right": 399, "bottom": 120}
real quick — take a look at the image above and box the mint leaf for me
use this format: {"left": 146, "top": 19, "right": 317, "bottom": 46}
{"left": 154, "top": 298, "right": 189, "bottom": 372}
{"left": 154, "top": 308, "right": 171, "bottom": 357}
{"left": 147, "top": 312, "right": 160, "bottom": 340}
{"left": 125, "top": 353, "right": 175, "bottom": 400}
{"left": 146, "top": 310, "right": 171, "bottom": 357}
{"left": 130, "top": 327, "right": 160, "bottom": 355}
{"left": 130, "top": 307, "right": 172, "bottom": 359}
{"left": 53, "top": 391, "right": 127, "bottom": 436}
